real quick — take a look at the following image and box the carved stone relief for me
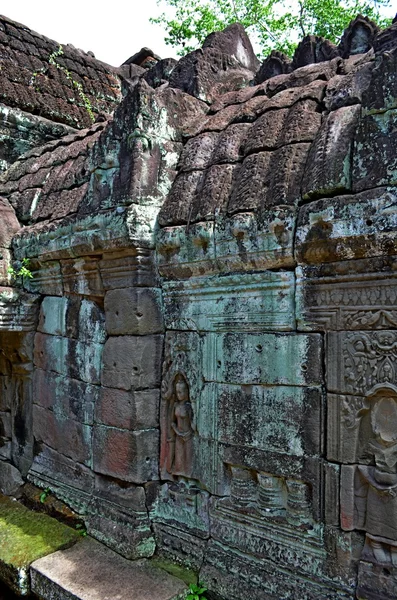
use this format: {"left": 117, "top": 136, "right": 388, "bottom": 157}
{"left": 327, "top": 331, "right": 397, "bottom": 395}
{"left": 160, "top": 332, "right": 202, "bottom": 482}
{"left": 297, "top": 263, "right": 397, "bottom": 332}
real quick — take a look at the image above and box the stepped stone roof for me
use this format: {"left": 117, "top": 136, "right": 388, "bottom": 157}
{"left": 1, "top": 15, "right": 397, "bottom": 252}
{"left": 0, "top": 14, "right": 123, "bottom": 128}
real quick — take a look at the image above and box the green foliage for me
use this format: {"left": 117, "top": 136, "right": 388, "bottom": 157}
{"left": 151, "top": 0, "right": 392, "bottom": 56}
{"left": 75, "top": 523, "right": 87, "bottom": 537}
{"left": 49, "top": 46, "right": 95, "bottom": 123}
{"left": 30, "top": 45, "right": 95, "bottom": 123}
{"left": 7, "top": 258, "right": 33, "bottom": 285}
{"left": 186, "top": 583, "right": 208, "bottom": 600}
{"left": 39, "top": 488, "right": 51, "bottom": 504}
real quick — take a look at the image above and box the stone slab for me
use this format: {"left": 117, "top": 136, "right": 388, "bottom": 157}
{"left": 296, "top": 187, "right": 397, "bottom": 265}
{"left": 296, "top": 259, "right": 397, "bottom": 332}
{"left": 0, "top": 493, "right": 79, "bottom": 595}
{"left": 203, "top": 331, "right": 323, "bottom": 386}
{"left": 163, "top": 271, "right": 296, "bottom": 332}
{"left": 30, "top": 536, "right": 187, "bottom": 600}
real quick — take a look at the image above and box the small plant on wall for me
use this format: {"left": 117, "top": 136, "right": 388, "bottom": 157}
{"left": 186, "top": 583, "right": 208, "bottom": 600}
{"left": 7, "top": 257, "right": 33, "bottom": 286}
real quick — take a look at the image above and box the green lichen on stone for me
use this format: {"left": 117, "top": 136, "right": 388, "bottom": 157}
{"left": 135, "top": 535, "right": 157, "bottom": 558}
{"left": 0, "top": 493, "right": 79, "bottom": 569}
{"left": 151, "top": 557, "right": 197, "bottom": 586}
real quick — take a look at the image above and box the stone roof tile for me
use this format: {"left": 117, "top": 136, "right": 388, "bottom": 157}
{"left": 0, "top": 14, "right": 123, "bottom": 128}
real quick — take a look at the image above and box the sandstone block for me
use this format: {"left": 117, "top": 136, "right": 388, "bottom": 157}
{"left": 34, "top": 333, "right": 103, "bottom": 384}
{"left": 29, "top": 444, "right": 94, "bottom": 497}
{"left": 95, "top": 387, "right": 159, "bottom": 430}
{"left": 38, "top": 296, "right": 68, "bottom": 337}
{"left": 0, "top": 197, "right": 20, "bottom": 248}
{"left": 203, "top": 331, "right": 323, "bottom": 386}
{"left": 302, "top": 104, "right": 360, "bottom": 199}
{"left": 30, "top": 537, "right": 186, "bottom": 600}
{"left": 93, "top": 425, "right": 159, "bottom": 483}
{"left": 101, "top": 335, "right": 163, "bottom": 390}
{"left": 33, "top": 405, "right": 92, "bottom": 466}
{"left": 163, "top": 271, "right": 296, "bottom": 333}
{"left": 99, "top": 251, "right": 157, "bottom": 290}
{"left": 0, "top": 460, "right": 24, "bottom": 496}
{"left": 215, "top": 384, "right": 323, "bottom": 457}
{"left": 105, "top": 287, "right": 163, "bottom": 336}
{"left": 353, "top": 109, "right": 397, "bottom": 192}
{"left": 296, "top": 187, "right": 397, "bottom": 265}
{"left": 33, "top": 369, "right": 97, "bottom": 424}
{"left": 228, "top": 143, "right": 310, "bottom": 212}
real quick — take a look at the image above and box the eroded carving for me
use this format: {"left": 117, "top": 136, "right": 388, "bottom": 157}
{"left": 162, "top": 372, "right": 196, "bottom": 479}
{"left": 343, "top": 332, "right": 397, "bottom": 395}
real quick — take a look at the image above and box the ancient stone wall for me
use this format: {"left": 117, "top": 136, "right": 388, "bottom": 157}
{"left": 1, "top": 14, "right": 397, "bottom": 600}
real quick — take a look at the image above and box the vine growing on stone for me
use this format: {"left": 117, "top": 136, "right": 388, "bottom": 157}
{"left": 30, "top": 45, "right": 95, "bottom": 124}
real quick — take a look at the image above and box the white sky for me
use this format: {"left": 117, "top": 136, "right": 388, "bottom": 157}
{"left": 0, "top": 1, "right": 395, "bottom": 67}
{"left": 0, "top": 0, "right": 178, "bottom": 66}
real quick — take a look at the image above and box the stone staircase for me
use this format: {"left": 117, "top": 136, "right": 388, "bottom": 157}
{"left": 0, "top": 494, "right": 187, "bottom": 600}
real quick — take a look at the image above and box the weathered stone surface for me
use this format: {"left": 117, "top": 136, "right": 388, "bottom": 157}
{"left": 353, "top": 109, "right": 397, "bottom": 191}
{"left": 95, "top": 387, "right": 159, "bottom": 430}
{"left": 228, "top": 143, "right": 310, "bottom": 212}
{"left": 210, "top": 123, "right": 251, "bottom": 164}
{"left": 178, "top": 132, "right": 219, "bottom": 172}
{"left": 169, "top": 24, "right": 258, "bottom": 104}
{"left": 215, "top": 384, "right": 322, "bottom": 456}
{"left": 361, "top": 47, "right": 397, "bottom": 113}
{"left": 28, "top": 444, "right": 95, "bottom": 503}
{"left": 34, "top": 332, "right": 103, "bottom": 384}
{"left": 33, "top": 368, "right": 97, "bottom": 424}
{"left": 254, "top": 50, "right": 292, "bottom": 84}
{"left": 105, "top": 287, "right": 163, "bottom": 336}
{"left": 163, "top": 271, "right": 296, "bottom": 332}
{"left": 201, "top": 540, "right": 352, "bottom": 600}
{"left": 296, "top": 187, "right": 397, "bottom": 265}
{"left": 267, "top": 61, "right": 338, "bottom": 96}
{"left": 153, "top": 523, "right": 208, "bottom": 572}
{"left": 338, "top": 15, "right": 379, "bottom": 58}
{"left": 144, "top": 57, "right": 178, "bottom": 88}
{"left": 296, "top": 258, "right": 397, "bottom": 332}
{"left": 99, "top": 250, "right": 157, "bottom": 290}
{"left": 33, "top": 404, "right": 92, "bottom": 466}
{"left": 156, "top": 221, "right": 216, "bottom": 279}
{"left": 149, "top": 480, "right": 210, "bottom": 540}
{"left": 203, "top": 332, "right": 323, "bottom": 386}
{"left": 324, "top": 60, "right": 374, "bottom": 111}
{"left": 302, "top": 105, "right": 360, "bottom": 199}
{"left": 292, "top": 35, "right": 339, "bottom": 69}
{"left": 30, "top": 537, "right": 187, "bottom": 600}
{"left": 101, "top": 335, "right": 163, "bottom": 390}
{"left": 0, "top": 461, "right": 23, "bottom": 496}
{"left": 92, "top": 425, "right": 159, "bottom": 483}
{"left": 245, "top": 99, "right": 321, "bottom": 153}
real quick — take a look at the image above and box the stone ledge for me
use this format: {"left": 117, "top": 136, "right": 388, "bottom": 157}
{"left": 31, "top": 536, "right": 187, "bottom": 600}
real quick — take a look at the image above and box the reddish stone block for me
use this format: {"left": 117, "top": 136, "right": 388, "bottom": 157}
{"left": 33, "top": 404, "right": 92, "bottom": 466}
{"left": 92, "top": 424, "right": 159, "bottom": 483}
{"left": 95, "top": 387, "right": 159, "bottom": 430}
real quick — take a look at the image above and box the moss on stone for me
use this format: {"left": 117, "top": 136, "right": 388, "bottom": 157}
{"left": 151, "top": 557, "right": 197, "bottom": 586}
{"left": 0, "top": 493, "right": 79, "bottom": 569}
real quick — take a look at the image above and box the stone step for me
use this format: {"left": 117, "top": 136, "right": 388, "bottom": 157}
{"left": 30, "top": 537, "right": 188, "bottom": 600}
{"left": 0, "top": 493, "right": 79, "bottom": 596}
